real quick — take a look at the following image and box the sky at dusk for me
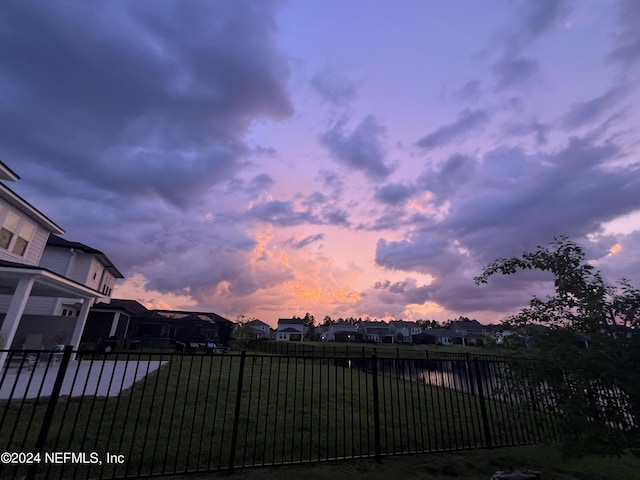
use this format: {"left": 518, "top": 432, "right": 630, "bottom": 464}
{"left": 1, "top": 0, "right": 639, "bottom": 327}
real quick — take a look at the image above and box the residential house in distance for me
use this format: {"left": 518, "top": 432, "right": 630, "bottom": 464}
{"left": 234, "top": 318, "right": 273, "bottom": 340}
{"left": 389, "top": 320, "right": 422, "bottom": 343}
{"left": 248, "top": 319, "right": 273, "bottom": 340}
{"left": 449, "top": 319, "right": 489, "bottom": 336}
{"left": 82, "top": 300, "right": 233, "bottom": 349}
{"left": 81, "top": 299, "right": 148, "bottom": 349}
{"left": 127, "top": 308, "right": 233, "bottom": 347}
{"left": 321, "top": 320, "right": 361, "bottom": 342}
{"left": 449, "top": 319, "right": 490, "bottom": 346}
{"left": 413, "top": 328, "right": 456, "bottom": 346}
{"left": 275, "top": 318, "right": 305, "bottom": 342}
{"left": 358, "top": 320, "right": 394, "bottom": 344}
{"left": 0, "top": 161, "right": 117, "bottom": 364}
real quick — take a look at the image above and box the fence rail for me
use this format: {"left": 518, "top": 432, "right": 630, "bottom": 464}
{"left": 0, "top": 347, "right": 556, "bottom": 479}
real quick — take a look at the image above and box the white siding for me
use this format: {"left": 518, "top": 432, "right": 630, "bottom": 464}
{"left": 68, "top": 253, "right": 92, "bottom": 285}
{"left": 24, "top": 225, "right": 50, "bottom": 265}
{"left": 99, "top": 271, "right": 117, "bottom": 296}
{"left": 38, "top": 247, "right": 72, "bottom": 275}
{"left": 0, "top": 249, "right": 22, "bottom": 263}
{"left": 85, "top": 257, "right": 103, "bottom": 290}
{"left": 24, "top": 297, "right": 57, "bottom": 315}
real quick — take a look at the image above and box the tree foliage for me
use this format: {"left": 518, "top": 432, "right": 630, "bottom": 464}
{"left": 476, "top": 236, "right": 640, "bottom": 455}
{"left": 231, "top": 314, "right": 257, "bottom": 341}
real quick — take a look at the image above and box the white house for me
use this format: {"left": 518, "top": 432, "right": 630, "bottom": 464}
{"left": 0, "top": 161, "right": 120, "bottom": 365}
{"left": 322, "top": 321, "right": 359, "bottom": 342}
{"left": 38, "top": 234, "right": 123, "bottom": 317}
{"left": 414, "top": 328, "right": 455, "bottom": 346}
{"left": 248, "top": 319, "right": 273, "bottom": 340}
{"left": 358, "top": 321, "right": 393, "bottom": 344}
{"left": 389, "top": 320, "right": 422, "bottom": 343}
{"left": 275, "top": 318, "right": 305, "bottom": 342}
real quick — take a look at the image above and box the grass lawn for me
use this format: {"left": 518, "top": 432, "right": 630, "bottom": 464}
{"left": 169, "top": 445, "right": 640, "bottom": 480}
{"left": 1, "top": 352, "right": 552, "bottom": 479}
{"left": 245, "top": 341, "right": 510, "bottom": 358}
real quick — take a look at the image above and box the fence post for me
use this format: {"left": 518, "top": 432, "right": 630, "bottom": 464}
{"left": 228, "top": 350, "right": 247, "bottom": 474}
{"left": 371, "top": 352, "right": 381, "bottom": 461}
{"left": 465, "top": 353, "right": 475, "bottom": 395}
{"left": 26, "top": 345, "right": 73, "bottom": 480}
{"left": 473, "top": 356, "right": 493, "bottom": 449}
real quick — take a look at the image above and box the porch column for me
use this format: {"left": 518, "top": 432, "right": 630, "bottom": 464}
{"left": 0, "top": 277, "right": 35, "bottom": 368}
{"left": 69, "top": 297, "right": 95, "bottom": 353}
{"left": 108, "top": 311, "right": 121, "bottom": 337}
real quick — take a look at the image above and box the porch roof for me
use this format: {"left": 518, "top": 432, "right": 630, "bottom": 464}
{"left": 0, "top": 260, "right": 107, "bottom": 300}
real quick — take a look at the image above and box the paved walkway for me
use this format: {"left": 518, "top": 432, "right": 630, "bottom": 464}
{"left": 0, "top": 359, "right": 167, "bottom": 399}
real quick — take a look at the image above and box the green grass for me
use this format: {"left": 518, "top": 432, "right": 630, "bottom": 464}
{"left": 245, "top": 341, "right": 509, "bottom": 358}
{"left": 169, "top": 445, "right": 640, "bottom": 480}
{"left": 0, "top": 353, "right": 551, "bottom": 479}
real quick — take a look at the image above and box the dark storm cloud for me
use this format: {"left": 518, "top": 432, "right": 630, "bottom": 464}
{"left": 357, "top": 211, "right": 427, "bottom": 232}
{"left": 311, "top": 68, "right": 361, "bottom": 105}
{"left": 562, "top": 86, "right": 628, "bottom": 129}
{"left": 248, "top": 173, "right": 276, "bottom": 192}
{"left": 374, "top": 133, "right": 640, "bottom": 314}
{"left": 416, "top": 109, "right": 489, "bottom": 150}
{"left": 0, "top": 1, "right": 300, "bottom": 304}
{"left": 370, "top": 279, "right": 432, "bottom": 306}
{"left": 319, "top": 116, "right": 394, "bottom": 180}
{"left": 300, "top": 190, "right": 350, "bottom": 226}
{"left": 374, "top": 182, "right": 416, "bottom": 205}
{"left": 490, "top": 0, "right": 570, "bottom": 89}
{"left": 417, "top": 154, "right": 476, "bottom": 203}
{"left": 375, "top": 233, "right": 456, "bottom": 276}
{"left": 246, "top": 199, "right": 350, "bottom": 227}
{"left": 320, "top": 208, "right": 350, "bottom": 227}
{"left": 491, "top": 55, "right": 539, "bottom": 90}
{"left": 439, "top": 138, "right": 639, "bottom": 258}
{"left": 0, "top": 1, "right": 292, "bottom": 208}
{"left": 288, "top": 234, "right": 324, "bottom": 250}
{"left": 607, "top": 0, "right": 640, "bottom": 69}
{"left": 506, "top": 0, "right": 571, "bottom": 52}
{"left": 451, "top": 80, "right": 482, "bottom": 102}
{"left": 246, "top": 200, "right": 320, "bottom": 226}
{"left": 301, "top": 191, "right": 329, "bottom": 207}
{"left": 503, "top": 120, "right": 551, "bottom": 145}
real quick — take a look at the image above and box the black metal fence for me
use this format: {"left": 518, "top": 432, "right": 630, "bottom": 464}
{"left": 0, "top": 347, "right": 556, "bottom": 479}
{"left": 244, "top": 339, "right": 507, "bottom": 361}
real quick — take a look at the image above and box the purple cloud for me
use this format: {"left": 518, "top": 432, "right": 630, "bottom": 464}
{"left": 320, "top": 116, "right": 394, "bottom": 180}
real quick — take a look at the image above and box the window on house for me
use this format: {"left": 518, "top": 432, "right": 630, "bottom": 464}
{"left": 61, "top": 305, "right": 80, "bottom": 316}
{"left": 0, "top": 210, "right": 35, "bottom": 257}
{"left": 0, "top": 211, "right": 19, "bottom": 249}
{"left": 12, "top": 221, "right": 34, "bottom": 256}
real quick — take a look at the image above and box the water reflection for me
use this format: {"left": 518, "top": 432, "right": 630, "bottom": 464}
{"left": 375, "top": 358, "right": 510, "bottom": 401}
